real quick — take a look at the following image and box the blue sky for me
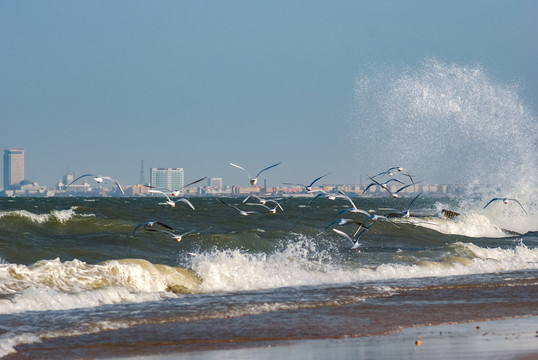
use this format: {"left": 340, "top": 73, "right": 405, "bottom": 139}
{"left": 2, "top": 0, "right": 537, "bottom": 188}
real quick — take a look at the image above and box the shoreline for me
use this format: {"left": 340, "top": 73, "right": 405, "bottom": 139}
{"left": 106, "top": 316, "right": 538, "bottom": 360}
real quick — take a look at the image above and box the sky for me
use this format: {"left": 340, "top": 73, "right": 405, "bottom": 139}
{"left": 1, "top": 0, "right": 537, "bottom": 188}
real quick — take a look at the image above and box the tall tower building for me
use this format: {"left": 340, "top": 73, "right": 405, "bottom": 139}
{"left": 3, "top": 148, "right": 25, "bottom": 190}
{"left": 150, "top": 168, "right": 184, "bottom": 191}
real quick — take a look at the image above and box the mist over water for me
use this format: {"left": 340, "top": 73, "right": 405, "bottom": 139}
{"left": 352, "top": 58, "right": 538, "bottom": 226}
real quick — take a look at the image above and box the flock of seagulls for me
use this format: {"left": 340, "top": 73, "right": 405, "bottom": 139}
{"left": 68, "top": 161, "right": 528, "bottom": 250}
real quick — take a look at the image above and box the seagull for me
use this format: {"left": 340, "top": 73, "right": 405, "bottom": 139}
{"left": 373, "top": 167, "right": 404, "bottom": 179}
{"left": 332, "top": 228, "right": 368, "bottom": 250}
{"left": 335, "top": 195, "right": 371, "bottom": 217}
{"left": 282, "top": 172, "right": 331, "bottom": 192}
{"left": 67, "top": 174, "right": 125, "bottom": 195}
{"left": 216, "top": 198, "right": 260, "bottom": 216}
{"left": 142, "top": 228, "right": 195, "bottom": 243}
{"left": 245, "top": 202, "right": 283, "bottom": 214}
{"left": 308, "top": 190, "right": 346, "bottom": 204}
{"left": 385, "top": 191, "right": 423, "bottom": 218}
{"left": 171, "top": 177, "right": 207, "bottom": 196}
{"left": 363, "top": 177, "right": 405, "bottom": 194}
{"left": 325, "top": 218, "right": 373, "bottom": 231}
{"left": 229, "top": 162, "right": 281, "bottom": 185}
{"left": 362, "top": 213, "right": 400, "bottom": 228}
{"left": 387, "top": 182, "right": 421, "bottom": 199}
{"left": 130, "top": 221, "right": 175, "bottom": 237}
{"left": 149, "top": 189, "right": 195, "bottom": 210}
{"left": 144, "top": 177, "right": 207, "bottom": 197}
{"left": 483, "top": 198, "right": 527, "bottom": 213}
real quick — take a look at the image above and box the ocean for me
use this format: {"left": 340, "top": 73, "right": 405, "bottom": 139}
{"left": 1, "top": 194, "right": 536, "bottom": 359}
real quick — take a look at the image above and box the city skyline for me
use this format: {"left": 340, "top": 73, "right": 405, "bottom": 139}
{"left": 1, "top": 1, "right": 537, "bottom": 190}
{"left": 0, "top": 147, "right": 474, "bottom": 198}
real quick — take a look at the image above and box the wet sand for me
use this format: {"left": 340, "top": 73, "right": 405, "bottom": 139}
{"left": 108, "top": 316, "right": 537, "bottom": 360}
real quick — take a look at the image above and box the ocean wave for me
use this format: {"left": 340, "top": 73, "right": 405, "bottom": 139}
{"left": 0, "top": 207, "right": 87, "bottom": 224}
{"left": 0, "top": 258, "right": 201, "bottom": 315}
{"left": 190, "top": 238, "right": 538, "bottom": 293}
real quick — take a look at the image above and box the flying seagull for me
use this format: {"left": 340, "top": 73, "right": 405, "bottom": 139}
{"left": 229, "top": 162, "right": 281, "bottom": 185}
{"left": 67, "top": 174, "right": 125, "bottom": 195}
{"left": 144, "top": 176, "right": 207, "bottom": 197}
{"left": 216, "top": 198, "right": 260, "bottom": 216}
{"left": 483, "top": 198, "right": 527, "bottom": 213}
{"left": 149, "top": 189, "right": 195, "bottom": 210}
{"left": 245, "top": 202, "right": 283, "bottom": 214}
{"left": 332, "top": 228, "right": 368, "bottom": 250}
{"left": 130, "top": 221, "right": 175, "bottom": 237}
{"left": 282, "top": 172, "right": 331, "bottom": 192}
{"left": 142, "top": 228, "right": 195, "bottom": 243}
{"left": 372, "top": 167, "right": 404, "bottom": 179}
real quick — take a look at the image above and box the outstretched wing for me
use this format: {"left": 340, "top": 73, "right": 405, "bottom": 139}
{"left": 483, "top": 198, "right": 501, "bottom": 209}
{"left": 182, "top": 176, "right": 207, "bottom": 189}
{"left": 176, "top": 198, "right": 195, "bottom": 210}
{"left": 309, "top": 172, "right": 331, "bottom": 187}
{"left": 254, "top": 162, "right": 281, "bottom": 178}
{"left": 229, "top": 163, "right": 251, "bottom": 179}
{"left": 332, "top": 228, "right": 354, "bottom": 245}
{"left": 66, "top": 174, "right": 95, "bottom": 187}
{"left": 102, "top": 176, "right": 125, "bottom": 195}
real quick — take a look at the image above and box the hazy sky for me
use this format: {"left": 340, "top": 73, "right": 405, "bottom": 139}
{"left": 2, "top": 0, "right": 537, "bottom": 188}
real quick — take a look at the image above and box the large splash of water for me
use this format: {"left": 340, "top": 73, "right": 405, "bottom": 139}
{"left": 352, "top": 58, "right": 537, "bottom": 227}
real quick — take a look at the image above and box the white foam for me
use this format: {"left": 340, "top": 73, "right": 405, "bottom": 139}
{"left": 191, "top": 238, "right": 538, "bottom": 293}
{"left": 0, "top": 333, "right": 41, "bottom": 358}
{"left": 0, "top": 258, "right": 199, "bottom": 315}
{"left": 0, "top": 206, "right": 84, "bottom": 224}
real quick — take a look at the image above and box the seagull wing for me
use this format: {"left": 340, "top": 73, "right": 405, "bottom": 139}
{"left": 509, "top": 199, "right": 527, "bottom": 213}
{"left": 182, "top": 176, "right": 207, "bottom": 189}
{"left": 362, "top": 182, "right": 377, "bottom": 194}
{"left": 66, "top": 174, "right": 95, "bottom": 187}
{"left": 254, "top": 162, "right": 281, "bottom": 178}
{"left": 308, "top": 172, "right": 331, "bottom": 187}
{"left": 216, "top": 198, "right": 241, "bottom": 212}
{"left": 102, "top": 176, "right": 125, "bottom": 195}
{"left": 483, "top": 198, "right": 501, "bottom": 209}
{"left": 154, "top": 221, "right": 175, "bottom": 231}
{"left": 130, "top": 223, "right": 146, "bottom": 236}
{"left": 333, "top": 228, "right": 354, "bottom": 245}
{"left": 176, "top": 198, "right": 195, "bottom": 210}
{"left": 229, "top": 163, "right": 251, "bottom": 179}
{"left": 406, "top": 191, "right": 423, "bottom": 211}
{"left": 149, "top": 189, "right": 172, "bottom": 202}
{"left": 142, "top": 228, "right": 176, "bottom": 237}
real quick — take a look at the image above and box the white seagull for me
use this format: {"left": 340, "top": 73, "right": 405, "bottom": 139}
{"left": 242, "top": 195, "right": 283, "bottom": 208}
{"left": 335, "top": 195, "right": 371, "bottom": 217}
{"left": 332, "top": 228, "right": 368, "bottom": 250}
{"left": 245, "top": 202, "right": 283, "bottom": 214}
{"left": 216, "top": 198, "right": 260, "bottom": 216}
{"left": 373, "top": 167, "right": 404, "bottom": 179}
{"left": 130, "top": 221, "right": 175, "bottom": 237}
{"left": 149, "top": 189, "right": 195, "bottom": 210}
{"left": 282, "top": 172, "right": 331, "bottom": 192}
{"left": 387, "top": 183, "right": 421, "bottom": 199}
{"left": 143, "top": 228, "right": 195, "bottom": 243}
{"left": 483, "top": 198, "right": 527, "bottom": 213}
{"left": 67, "top": 174, "right": 125, "bottom": 195}
{"left": 229, "top": 162, "right": 281, "bottom": 185}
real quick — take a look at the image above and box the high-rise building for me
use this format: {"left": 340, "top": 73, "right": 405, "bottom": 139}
{"left": 150, "top": 168, "right": 184, "bottom": 191}
{"left": 208, "top": 177, "right": 223, "bottom": 189}
{"left": 3, "top": 148, "right": 25, "bottom": 190}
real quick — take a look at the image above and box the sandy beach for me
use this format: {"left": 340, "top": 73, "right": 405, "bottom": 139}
{"left": 107, "top": 316, "right": 537, "bottom": 360}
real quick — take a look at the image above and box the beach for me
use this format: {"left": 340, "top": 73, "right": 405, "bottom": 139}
{"left": 110, "top": 316, "right": 538, "bottom": 360}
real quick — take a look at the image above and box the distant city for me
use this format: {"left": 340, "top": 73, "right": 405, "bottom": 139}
{"left": 2, "top": 148, "right": 468, "bottom": 198}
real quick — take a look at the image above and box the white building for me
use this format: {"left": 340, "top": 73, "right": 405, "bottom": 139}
{"left": 150, "top": 168, "right": 184, "bottom": 191}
